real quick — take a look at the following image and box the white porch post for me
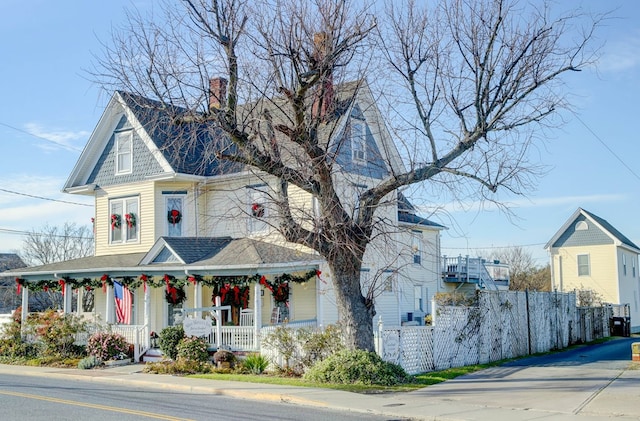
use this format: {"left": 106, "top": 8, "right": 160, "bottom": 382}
{"left": 62, "top": 283, "right": 72, "bottom": 314}
{"left": 316, "top": 271, "right": 324, "bottom": 327}
{"left": 254, "top": 283, "right": 261, "bottom": 350}
{"left": 20, "top": 286, "right": 29, "bottom": 324}
{"left": 144, "top": 285, "right": 150, "bottom": 348}
{"left": 76, "top": 288, "right": 83, "bottom": 315}
{"left": 105, "top": 284, "right": 115, "bottom": 324}
{"left": 214, "top": 296, "right": 222, "bottom": 347}
{"left": 194, "top": 281, "right": 202, "bottom": 318}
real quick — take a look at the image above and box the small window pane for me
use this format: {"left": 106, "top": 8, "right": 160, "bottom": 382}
{"left": 110, "top": 201, "right": 123, "bottom": 243}
{"left": 116, "top": 132, "right": 132, "bottom": 174}
{"left": 126, "top": 199, "right": 138, "bottom": 241}
{"left": 577, "top": 255, "right": 590, "bottom": 276}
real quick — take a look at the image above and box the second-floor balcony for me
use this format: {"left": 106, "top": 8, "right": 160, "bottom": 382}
{"left": 442, "top": 255, "right": 510, "bottom": 290}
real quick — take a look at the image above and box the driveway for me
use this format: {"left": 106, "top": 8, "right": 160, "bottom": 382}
{"left": 397, "top": 337, "right": 640, "bottom": 420}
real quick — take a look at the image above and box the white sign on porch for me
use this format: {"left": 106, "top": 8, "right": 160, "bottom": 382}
{"left": 183, "top": 316, "right": 213, "bottom": 338}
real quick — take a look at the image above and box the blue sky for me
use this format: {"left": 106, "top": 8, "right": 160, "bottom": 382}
{"left": 1, "top": 0, "right": 639, "bottom": 268}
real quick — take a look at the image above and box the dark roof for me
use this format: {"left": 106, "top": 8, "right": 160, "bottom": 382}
{"left": 581, "top": 208, "right": 640, "bottom": 250}
{"left": 397, "top": 193, "right": 446, "bottom": 229}
{"left": 161, "top": 237, "right": 233, "bottom": 264}
{"left": 0, "top": 253, "right": 26, "bottom": 272}
{"left": 117, "top": 91, "right": 243, "bottom": 177}
{"left": 8, "top": 238, "right": 321, "bottom": 280}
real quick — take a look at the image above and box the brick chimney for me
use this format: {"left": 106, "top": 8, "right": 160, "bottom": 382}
{"left": 312, "top": 32, "right": 334, "bottom": 120}
{"left": 209, "top": 77, "right": 227, "bottom": 110}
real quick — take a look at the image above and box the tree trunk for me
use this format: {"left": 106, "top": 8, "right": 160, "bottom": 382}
{"left": 327, "top": 254, "right": 376, "bottom": 352}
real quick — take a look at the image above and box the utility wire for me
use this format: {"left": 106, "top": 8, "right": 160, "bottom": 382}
{"left": 0, "top": 121, "right": 83, "bottom": 152}
{"left": 0, "top": 227, "right": 93, "bottom": 240}
{"left": 0, "top": 187, "right": 93, "bottom": 207}
{"left": 572, "top": 111, "right": 640, "bottom": 182}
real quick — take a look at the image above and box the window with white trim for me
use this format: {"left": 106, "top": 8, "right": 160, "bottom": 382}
{"left": 623, "top": 254, "right": 627, "bottom": 276}
{"left": 412, "top": 231, "right": 422, "bottom": 265}
{"left": 165, "top": 194, "right": 185, "bottom": 237}
{"left": 577, "top": 254, "right": 590, "bottom": 277}
{"left": 109, "top": 197, "right": 139, "bottom": 244}
{"left": 115, "top": 131, "right": 133, "bottom": 175}
{"left": 351, "top": 121, "right": 366, "bottom": 163}
{"left": 247, "top": 186, "right": 269, "bottom": 234}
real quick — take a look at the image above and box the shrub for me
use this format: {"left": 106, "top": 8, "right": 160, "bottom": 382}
{"left": 143, "top": 359, "right": 211, "bottom": 375}
{"left": 303, "top": 349, "right": 410, "bottom": 386}
{"left": 23, "top": 310, "right": 88, "bottom": 358}
{"left": 86, "top": 332, "right": 130, "bottom": 361}
{"left": 78, "top": 355, "right": 102, "bottom": 369}
{"left": 298, "top": 324, "right": 344, "bottom": 369}
{"left": 159, "top": 325, "right": 184, "bottom": 360}
{"left": 213, "top": 349, "right": 235, "bottom": 364}
{"left": 242, "top": 353, "right": 269, "bottom": 374}
{"left": 177, "top": 336, "right": 209, "bottom": 363}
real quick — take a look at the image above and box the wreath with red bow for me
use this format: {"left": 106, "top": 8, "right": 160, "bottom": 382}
{"left": 111, "top": 214, "right": 121, "bottom": 230}
{"left": 168, "top": 209, "right": 182, "bottom": 225}
{"left": 251, "top": 203, "right": 265, "bottom": 218}
{"left": 125, "top": 212, "right": 136, "bottom": 228}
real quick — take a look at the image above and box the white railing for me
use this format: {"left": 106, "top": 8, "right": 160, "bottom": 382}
{"left": 109, "top": 324, "right": 149, "bottom": 362}
{"left": 204, "top": 326, "right": 257, "bottom": 351}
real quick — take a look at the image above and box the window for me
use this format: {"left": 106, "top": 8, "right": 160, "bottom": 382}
{"left": 165, "top": 194, "right": 185, "bottom": 237}
{"left": 575, "top": 221, "right": 588, "bottom": 231}
{"left": 412, "top": 231, "right": 422, "bottom": 265}
{"left": 623, "top": 255, "right": 627, "bottom": 276}
{"left": 247, "top": 186, "right": 269, "bottom": 234}
{"left": 633, "top": 259, "right": 636, "bottom": 278}
{"left": 115, "top": 131, "right": 133, "bottom": 175}
{"left": 109, "top": 197, "right": 139, "bottom": 244}
{"left": 351, "top": 121, "right": 366, "bottom": 162}
{"left": 382, "top": 273, "right": 395, "bottom": 293}
{"left": 577, "top": 254, "right": 590, "bottom": 276}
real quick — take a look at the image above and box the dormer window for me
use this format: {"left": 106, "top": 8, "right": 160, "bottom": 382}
{"left": 115, "top": 130, "right": 133, "bottom": 175}
{"left": 351, "top": 121, "right": 366, "bottom": 163}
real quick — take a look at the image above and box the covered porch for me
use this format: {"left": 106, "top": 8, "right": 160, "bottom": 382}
{"left": 8, "top": 237, "right": 325, "bottom": 361}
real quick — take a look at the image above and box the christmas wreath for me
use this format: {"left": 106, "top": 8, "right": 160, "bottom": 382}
{"left": 111, "top": 214, "right": 121, "bottom": 230}
{"left": 251, "top": 203, "right": 265, "bottom": 218}
{"left": 125, "top": 212, "right": 136, "bottom": 228}
{"left": 168, "top": 209, "right": 182, "bottom": 225}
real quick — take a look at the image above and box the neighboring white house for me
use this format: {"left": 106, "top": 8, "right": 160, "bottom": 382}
{"left": 545, "top": 208, "right": 640, "bottom": 333}
{"left": 6, "top": 79, "right": 446, "bottom": 353}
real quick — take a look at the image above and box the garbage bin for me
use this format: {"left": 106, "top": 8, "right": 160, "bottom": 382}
{"left": 610, "top": 317, "right": 626, "bottom": 336}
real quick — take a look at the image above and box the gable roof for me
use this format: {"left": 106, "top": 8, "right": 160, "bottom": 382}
{"left": 397, "top": 193, "right": 446, "bottom": 229}
{"left": 64, "top": 92, "right": 243, "bottom": 192}
{"left": 8, "top": 238, "right": 322, "bottom": 281}
{"left": 545, "top": 208, "right": 640, "bottom": 253}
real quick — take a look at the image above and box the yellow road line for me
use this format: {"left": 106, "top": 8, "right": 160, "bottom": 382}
{"left": 0, "top": 390, "right": 195, "bottom": 421}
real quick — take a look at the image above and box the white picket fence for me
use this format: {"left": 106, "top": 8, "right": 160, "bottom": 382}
{"left": 375, "top": 290, "right": 612, "bottom": 375}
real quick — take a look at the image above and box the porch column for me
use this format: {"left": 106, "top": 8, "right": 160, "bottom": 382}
{"left": 316, "top": 270, "right": 324, "bottom": 327}
{"left": 105, "top": 284, "right": 115, "bottom": 324}
{"left": 194, "top": 282, "right": 202, "bottom": 318}
{"left": 20, "top": 286, "right": 29, "bottom": 324}
{"left": 254, "top": 282, "right": 261, "bottom": 349}
{"left": 76, "top": 288, "right": 83, "bottom": 315}
{"left": 62, "top": 283, "right": 72, "bottom": 314}
{"left": 144, "top": 284, "right": 150, "bottom": 348}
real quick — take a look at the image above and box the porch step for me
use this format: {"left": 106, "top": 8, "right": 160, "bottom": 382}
{"left": 142, "top": 348, "right": 164, "bottom": 363}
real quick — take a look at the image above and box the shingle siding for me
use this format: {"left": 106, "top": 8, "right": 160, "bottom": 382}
{"left": 552, "top": 215, "right": 613, "bottom": 248}
{"left": 87, "top": 115, "right": 165, "bottom": 187}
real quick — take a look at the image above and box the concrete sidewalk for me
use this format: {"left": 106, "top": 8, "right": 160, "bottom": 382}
{"left": 0, "top": 357, "right": 638, "bottom": 420}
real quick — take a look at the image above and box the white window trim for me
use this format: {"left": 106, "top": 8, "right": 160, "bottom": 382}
{"left": 351, "top": 121, "right": 366, "bottom": 163}
{"left": 247, "top": 186, "right": 269, "bottom": 234}
{"left": 577, "top": 254, "right": 590, "bottom": 277}
{"left": 109, "top": 196, "right": 140, "bottom": 245}
{"left": 412, "top": 231, "right": 422, "bottom": 265}
{"left": 165, "top": 194, "right": 186, "bottom": 237}
{"left": 115, "top": 131, "right": 133, "bottom": 175}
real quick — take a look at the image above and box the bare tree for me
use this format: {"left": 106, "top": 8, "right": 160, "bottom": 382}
{"left": 482, "top": 246, "right": 551, "bottom": 291}
{"left": 92, "top": 0, "right": 600, "bottom": 351}
{"left": 21, "top": 223, "right": 94, "bottom": 311}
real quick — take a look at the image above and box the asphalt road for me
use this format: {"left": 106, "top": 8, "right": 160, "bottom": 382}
{"left": 0, "top": 373, "right": 394, "bottom": 421}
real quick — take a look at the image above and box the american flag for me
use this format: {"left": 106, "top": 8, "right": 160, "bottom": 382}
{"left": 114, "top": 280, "right": 132, "bottom": 324}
